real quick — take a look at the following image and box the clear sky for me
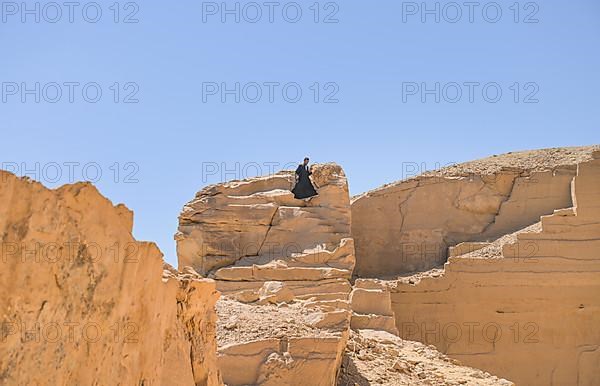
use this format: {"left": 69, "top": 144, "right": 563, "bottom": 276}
{"left": 1, "top": 0, "right": 599, "bottom": 266}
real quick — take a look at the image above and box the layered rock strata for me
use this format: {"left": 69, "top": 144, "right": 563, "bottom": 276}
{"left": 351, "top": 146, "right": 598, "bottom": 276}
{"left": 390, "top": 153, "right": 600, "bottom": 385}
{"left": 177, "top": 164, "right": 356, "bottom": 385}
{"left": 177, "top": 163, "right": 353, "bottom": 281}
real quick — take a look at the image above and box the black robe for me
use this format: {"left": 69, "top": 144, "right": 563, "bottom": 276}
{"left": 292, "top": 164, "right": 318, "bottom": 199}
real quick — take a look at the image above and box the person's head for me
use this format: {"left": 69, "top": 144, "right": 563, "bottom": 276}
{"left": 303, "top": 157, "right": 309, "bottom": 166}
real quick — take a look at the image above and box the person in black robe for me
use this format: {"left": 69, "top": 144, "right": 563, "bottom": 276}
{"left": 292, "top": 157, "right": 318, "bottom": 199}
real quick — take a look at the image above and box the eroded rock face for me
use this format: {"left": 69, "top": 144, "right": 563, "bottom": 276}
{"left": 177, "top": 163, "right": 356, "bottom": 386}
{"left": 177, "top": 163, "right": 353, "bottom": 280}
{"left": 351, "top": 146, "right": 597, "bottom": 276}
{"left": 0, "top": 172, "right": 221, "bottom": 386}
{"left": 389, "top": 155, "right": 600, "bottom": 385}
{"left": 7, "top": 148, "right": 595, "bottom": 386}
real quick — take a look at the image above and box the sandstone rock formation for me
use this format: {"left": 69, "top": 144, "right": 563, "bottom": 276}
{"left": 177, "top": 163, "right": 357, "bottom": 385}
{"left": 0, "top": 172, "right": 221, "bottom": 385}
{"left": 388, "top": 152, "right": 600, "bottom": 385}
{"left": 177, "top": 162, "right": 518, "bottom": 386}
{"left": 176, "top": 163, "right": 353, "bottom": 280}
{"left": 351, "top": 146, "right": 597, "bottom": 276}
{"left": 4, "top": 146, "right": 597, "bottom": 386}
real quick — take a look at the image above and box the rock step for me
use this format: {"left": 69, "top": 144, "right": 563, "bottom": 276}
{"left": 303, "top": 299, "right": 351, "bottom": 312}
{"left": 295, "top": 292, "right": 350, "bottom": 302}
{"left": 350, "top": 313, "right": 399, "bottom": 336}
{"left": 214, "top": 265, "right": 352, "bottom": 281}
{"left": 350, "top": 287, "right": 395, "bottom": 317}
{"left": 348, "top": 280, "right": 400, "bottom": 337}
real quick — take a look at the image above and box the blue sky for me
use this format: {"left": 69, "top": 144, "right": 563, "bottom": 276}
{"left": 1, "top": 0, "right": 599, "bottom": 266}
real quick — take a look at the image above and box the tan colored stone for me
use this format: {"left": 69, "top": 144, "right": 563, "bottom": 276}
{"left": 216, "top": 278, "right": 352, "bottom": 306}
{"left": 306, "top": 310, "right": 351, "bottom": 329}
{"left": 350, "top": 288, "right": 394, "bottom": 317}
{"left": 350, "top": 313, "right": 398, "bottom": 335}
{"left": 257, "top": 281, "right": 294, "bottom": 304}
{"left": 390, "top": 157, "right": 600, "bottom": 386}
{"left": 7, "top": 147, "right": 597, "bottom": 386}
{"left": 177, "top": 163, "right": 357, "bottom": 385}
{"left": 0, "top": 172, "right": 221, "bottom": 386}
{"left": 176, "top": 163, "right": 352, "bottom": 278}
{"left": 351, "top": 147, "right": 596, "bottom": 276}
{"left": 349, "top": 280, "right": 399, "bottom": 335}
{"left": 216, "top": 299, "right": 348, "bottom": 386}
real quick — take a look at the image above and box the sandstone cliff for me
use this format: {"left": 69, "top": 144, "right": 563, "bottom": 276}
{"left": 0, "top": 172, "right": 221, "bottom": 385}
{"left": 177, "top": 163, "right": 355, "bottom": 385}
{"left": 177, "top": 163, "right": 353, "bottom": 281}
{"left": 4, "top": 146, "right": 595, "bottom": 386}
{"left": 177, "top": 163, "right": 513, "bottom": 386}
{"left": 386, "top": 152, "right": 600, "bottom": 385}
{"left": 351, "top": 146, "right": 598, "bottom": 276}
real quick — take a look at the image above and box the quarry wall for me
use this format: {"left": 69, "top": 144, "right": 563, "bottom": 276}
{"left": 389, "top": 155, "right": 600, "bottom": 385}
{"left": 351, "top": 147, "right": 596, "bottom": 277}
